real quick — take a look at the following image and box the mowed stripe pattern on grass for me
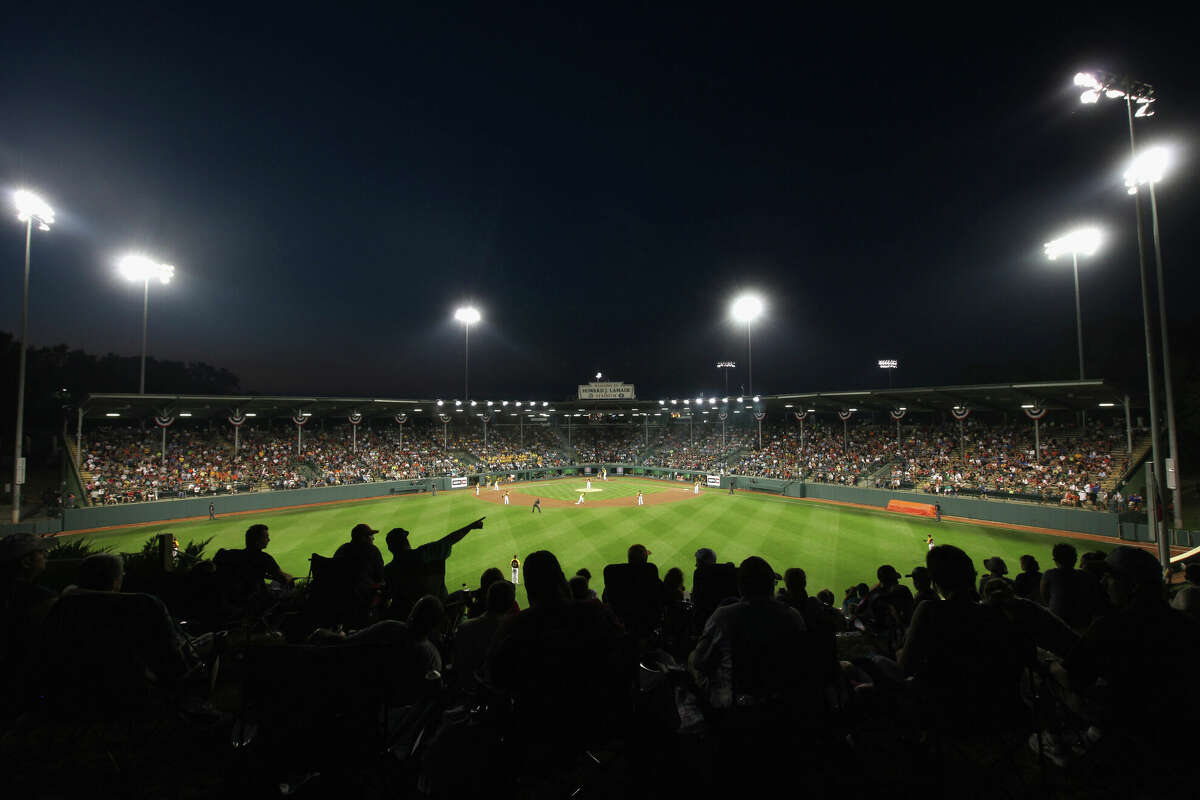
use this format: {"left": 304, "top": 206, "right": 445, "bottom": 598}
{"left": 56, "top": 489, "right": 1113, "bottom": 608}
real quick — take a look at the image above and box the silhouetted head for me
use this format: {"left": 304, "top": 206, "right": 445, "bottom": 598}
{"left": 524, "top": 550, "right": 570, "bottom": 607}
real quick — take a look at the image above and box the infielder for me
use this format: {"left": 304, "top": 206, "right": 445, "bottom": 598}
{"left": 575, "top": 493, "right": 585, "bottom": 505}
{"left": 503, "top": 490, "right": 510, "bottom": 505}
{"left": 511, "top": 554, "right": 520, "bottom": 585}
{"left": 636, "top": 491, "right": 644, "bottom": 506}
{"left": 532, "top": 497, "right": 542, "bottom": 513}
{"left": 601, "top": 468, "right": 607, "bottom": 481}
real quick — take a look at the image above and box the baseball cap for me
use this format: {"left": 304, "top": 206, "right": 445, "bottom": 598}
{"left": 877, "top": 564, "right": 902, "bottom": 583}
{"left": 905, "top": 566, "right": 930, "bottom": 580}
{"left": 1104, "top": 546, "right": 1163, "bottom": 588}
{"left": 351, "top": 523, "right": 379, "bottom": 537}
{"left": 983, "top": 557, "right": 1009, "bottom": 575}
{"left": 0, "top": 533, "right": 53, "bottom": 564}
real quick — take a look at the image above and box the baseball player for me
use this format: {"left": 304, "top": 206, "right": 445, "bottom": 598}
{"left": 208, "top": 502, "right": 216, "bottom": 520}
{"left": 693, "top": 481, "right": 700, "bottom": 495}
{"left": 601, "top": 468, "right": 607, "bottom": 481}
{"left": 503, "top": 490, "right": 510, "bottom": 505}
{"left": 927, "top": 534, "right": 935, "bottom": 551}
{"left": 636, "top": 491, "right": 644, "bottom": 506}
{"left": 475, "top": 482, "right": 480, "bottom": 497}
{"left": 575, "top": 493, "right": 585, "bottom": 505}
{"left": 586, "top": 478, "right": 592, "bottom": 490}
{"left": 532, "top": 497, "right": 542, "bottom": 514}
{"left": 511, "top": 554, "right": 520, "bottom": 585}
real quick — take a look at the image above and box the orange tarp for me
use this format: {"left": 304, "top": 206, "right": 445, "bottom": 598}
{"left": 887, "top": 499, "right": 937, "bottom": 518}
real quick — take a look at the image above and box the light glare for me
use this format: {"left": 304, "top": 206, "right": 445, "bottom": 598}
{"left": 118, "top": 254, "right": 175, "bottom": 284}
{"left": 1124, "top": 146, "right": 1170, "bottom": 190}
{"left": 1044, "top": 227, "right": 1103, "bottom": 260}
{"left": 454, "top": 306, "right": 481, "bottom": 325}
{"left": 13, "top": 189, "right": 56, "bottom": 227}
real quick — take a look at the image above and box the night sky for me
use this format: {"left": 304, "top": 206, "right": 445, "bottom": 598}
{"left": 2, "top": 7, "right": 1196, "bottom": 402}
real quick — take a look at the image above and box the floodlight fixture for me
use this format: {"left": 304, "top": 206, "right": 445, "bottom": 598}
{"left": 437, "top": 399, "right": 444, "bottom": 406}
{"left": 454, "top": 306, "right": 481, "bottom": 325}
{"left": 1099, "top": 402, "right": 1116, "bottom": 407}
{"left": 753, "top": 395, "right": 760, "bottom": 402}
{"left": 1124, "top": 145, "right": 1170, "bottom": 193}
{"left": 455, "top": 399, "right": 462, "bottom": 406}
{"left": 1073, "top": 71, "right": 1155, "bottom": 117}
{"left": 117, "top": 253, "right": 175, "bottom": 394}
{"left": 13, "top": 189, "right": 55, "bottom": 230}
{"left": 878, "top": 360, "right": 898, "bottom": 369}
{"left": 1044, "top": 227, "right": 1103, "bottom": 260}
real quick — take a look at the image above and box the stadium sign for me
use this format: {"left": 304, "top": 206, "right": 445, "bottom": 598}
{"left": 706, "top": 474, "right": 722, "bottom": 487}
{"left": 450, "top": 477, "right": 469, "bottom": 489}
{"left": 578, "top": 381, "right": 635, "bottom": 400}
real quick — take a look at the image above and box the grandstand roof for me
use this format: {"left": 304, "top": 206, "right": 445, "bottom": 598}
{"left": 79, "top": 379, "right": 1131, "bottom": 422}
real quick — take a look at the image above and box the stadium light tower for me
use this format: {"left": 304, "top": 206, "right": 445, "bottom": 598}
{"left": 1044, "top": 226, "right": 1103, "bottom": 380}
{"left": 1126, "top": 145, "right": 1183, "bottom": 530}
{"left": 731, "top": 294, "right": 764, "bottom": 398}
{"left": 10, "top": 189, "right": 56, "bottom": 524}
{"left": 118, "top": 255, "right": 174, "bottom": 394}
{"left": 878, "top": 359, "right": 898, "bottom": 387}
{"left": 716, "top": 361, "right": 736, "bottom": 395}
{"left": 1072, "top": 69, "right": 1168, "bottom": 566}
{"left": 454, "top": 305, "right": 481, "bottom": 404}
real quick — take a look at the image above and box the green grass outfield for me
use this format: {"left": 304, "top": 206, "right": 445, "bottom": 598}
{"left": 58, "top": 482, "right": 1113, "bottom": 605}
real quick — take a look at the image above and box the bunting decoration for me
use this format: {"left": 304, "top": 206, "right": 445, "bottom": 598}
{"left": 793, "top": 410, "right": 808, "bottom": 422}
{"left": 293, "top": 414, "right": 310, "bottom": 426}
{"left": 348, "top": 412, "right": 363, "bottom": 425}
{"left": 889, "top": 408, "right": 907, "bottom": 421}
{"left": 394, "top": 413, "right": 407, "bottom": 425}
{"left": 154, "top": 414, "right": 175, "bottom": 428}
{"left": 1023, "top": 405, "right": 1047, "bottom": 420}
{"left": 228, "top": 412, "right": 247, "bottom": 427}
{"left": 837, "top": 410, "right": 854, "bottom": 421}
{"left": 718, "top": 408, "right": 728, "bottom": 421}
{"left": 438, "top": 413, "right": 452, "bottom": 424}
{"left": 481, "top": 412, "right": 494, "bottom": 424}
{"left": 753, "top": 411, "right": 766, "bottom": 422}
{"left": 950, "top": 406, "right": 971, "bottom": 421}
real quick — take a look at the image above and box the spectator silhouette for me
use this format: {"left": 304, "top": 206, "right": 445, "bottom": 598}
{"left": 333, "top": 523, "right": 385, "bottom": 610}
{"left": 690, "top": 556, "right": 820, "bottom": 720}
{"left": 0, "top": 534, "right": 56, "bottom": 717}
{"left": 908, "top": 566, "right": 939, "bottom": 611}
{"left": 383, "top": 517, "right": 483, "bottom": 620}
{"left": 453, "top": 580, "right": 516, "bottom": 692}
{"left": 691, "top": 547, "right": 737, "bottom": 629}
{"left": 39, "top": 554, "right": 195, "bottom": 714}
{"left": 1057, "top": 546, "right": 1200, "bottom": 789}
{"left": 899, "top": 545, "right": 1026, "bottom": 733}
{"left": 1041, "top": 543, "right": 1104, "bottom": 632}
{"left": 1012, "top": 554, "right": 1042, "bottom": 602}
{"left": 213, "top": 524, "right": 293, "bottom": 611}
{"left": 1171, "top": 563, "right": 1200, "bottom": 622}
{"left": 488, "top": 550, "right": 629, "bottom": 764}
{"left": 602, "top": 544, "right": 662, "bottom": 640}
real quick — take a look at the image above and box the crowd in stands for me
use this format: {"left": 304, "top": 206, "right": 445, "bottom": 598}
{"left": 3, "top": 516, "right": 1196, "bottom": 796}
{"left": 891, "top": 421, "right": 1130, "bottom": 504}
{"left": 77, "top": 416, "right": 1137, "bottom": 512}
{"left": 730, "top": 421, "right": 900, "bottom": 485}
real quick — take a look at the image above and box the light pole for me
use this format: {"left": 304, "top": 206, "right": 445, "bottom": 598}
{"left": 731, "top": 294, "right": 764, "bottom": 398}
{"left": 1073, "top": 70, "right": 1168, "bottom": 566}
{"left": 454, "top": 306, "right": 481, "bottom": 404}
{"left": 10, "top": 190, "right": 55, "bottom": 524}
{"left": 1043, "top": 227, "right": 1103, "bottom": 380}
{"left": 118, "top": 255, "right": 175, "bottom": 394}
{"left": 1126, "top": 146, "right": 1182, "bottom": 529}
{"left": 878, "top": 359, "right": 898, "bottom": 387}
{"left": 717, "top": 361, "right": 736, "bottom": 396}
